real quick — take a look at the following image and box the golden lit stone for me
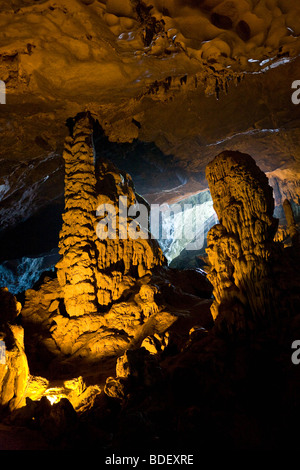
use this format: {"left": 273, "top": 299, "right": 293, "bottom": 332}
{"left": 206, "top": 150, "right": 279, "bottom": 332}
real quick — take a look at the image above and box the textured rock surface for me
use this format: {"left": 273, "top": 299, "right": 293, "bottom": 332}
{"left": 0, "top": 289, "right": 29, "bottom": 413}
{"left": 205, "top": 151, "right": 280, "bottom": 331}
{"left": 2, "top": 145, "right": 300, "bottom": 450}
{"left": 205, "top": 150, "right": 300, "bottom": 333}
{"left": 1, "top": 0, "right": 300, "bottom": 236}
{"left": 56, "top": 113, "right": 99, "bottom": 317}
{"left": 21, "top": 258, "right": 172, "bottom": 370}
{"left": 0, "top": 287, "right": 22, "bottom": 326}
{"left": 21, "top": 266, "right": 208, "bottom": 374}
{"left": 57, "top": 112, "right": 165, "bottom": 317}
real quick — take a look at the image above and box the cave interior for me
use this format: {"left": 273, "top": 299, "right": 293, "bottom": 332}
{"left": 0, "top": 0, "right": 300, "bottom": 452}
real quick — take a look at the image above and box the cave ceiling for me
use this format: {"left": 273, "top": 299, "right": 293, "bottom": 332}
{"left": 0, "top": 0, "right": 300, "bottom": 260}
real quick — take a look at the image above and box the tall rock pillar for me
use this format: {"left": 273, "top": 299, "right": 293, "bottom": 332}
{"left": 56, "top": 113, "right": 98, "bottom": 317}
{"left": 205, "top": 150, "right": 279, "bottom": 332}
{"left": 56, "top": 113, "right": 165, "bottom": 318}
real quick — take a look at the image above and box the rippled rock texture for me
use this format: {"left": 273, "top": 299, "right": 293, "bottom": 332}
{"left": 0, "top": 288, "right": 29, "bottom": 413}
{"left": 206, "top": 150, "right": 300, "bottom": 333}
{"left": 57, "top": 112, "right": 165, "bottom": 317}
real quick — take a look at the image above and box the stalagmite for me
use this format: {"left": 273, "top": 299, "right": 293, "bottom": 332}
{"left": 56, "top": 112, "right": 165, "bottom": 318}
{"left": 56, "top": 113, "right": 99, "bottom": 317}
{"left": 283, "top": 199, "right": 299, "bottom": 246}
{"left": 21, "top": 112, "right": 172, "bottom": 361}
{"left": 205, "top": 150, "right": 279, "bottom": 332}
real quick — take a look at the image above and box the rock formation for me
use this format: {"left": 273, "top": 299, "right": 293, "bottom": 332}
{"left": 104, "top": 346, "right": 162, "bottom": 399}
{"left": 21, "top": 113, "right": 181, "bottom": 367}
{"left": 205, "top": 150, "right": 280, "bottom": 332}
{"left": 2, "top": 142, "right": 300, "bottom": 450}
{"left": 283, "top": 198, "right": 300, "bottom": 246}
{"left": 1, "top": 0, "right": 300, "bottom": 452}
{"left": 0, "top": 288, "right": 29, "bottom": 413}
{"left": 56, "top": 112, "right": 165, "bottom": 317}
{"left": 56, "top": 113, "right": 99, "bottom": 317}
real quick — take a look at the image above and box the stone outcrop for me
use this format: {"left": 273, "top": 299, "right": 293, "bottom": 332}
{"left": 0, "top": 287, "right": 22, "bottom": 326}
{"left": 205, "top": 150, "right": 280, "bottom": 332}
{"left": 21, "top": 273, "right": 178, "bottom": 370}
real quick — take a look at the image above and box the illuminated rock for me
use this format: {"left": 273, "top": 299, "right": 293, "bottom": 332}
{"left": 63, "top": 377, "right": 101, "bottom": 414}
{"left": 205, "top": 150, "right": 279, "bottom": 332}
{"left": 0, "top": 288, "right": 29, "bottom": 413}
{"left": 26, "top": 375, "right": 49, "bottom": 402}
{"left": 0, "top": 324, "right": 29, "bottom": 412}
{"left": 56, "top": 112, "right": 165, "bottom": 317}
{"left": 104, "top": 346, "right": 162, "bottom": 399}
{"left": 21, "top": 274, "right": 178, "bottom": 365}
{"left": 21, "top": 113, "right": 173, "bottom": 363}
{"left": 104, "top": 376, "right": 128, "bottom": 399}
{"left": 56, "top": 113, "right": 99, "bottom": 317}
{"left": 141, "top": 332, "right": 169, "bottom": 355}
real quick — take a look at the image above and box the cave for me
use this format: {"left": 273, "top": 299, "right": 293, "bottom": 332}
{"left": 1, "top": 0, "right": 300, "bottom": 453}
